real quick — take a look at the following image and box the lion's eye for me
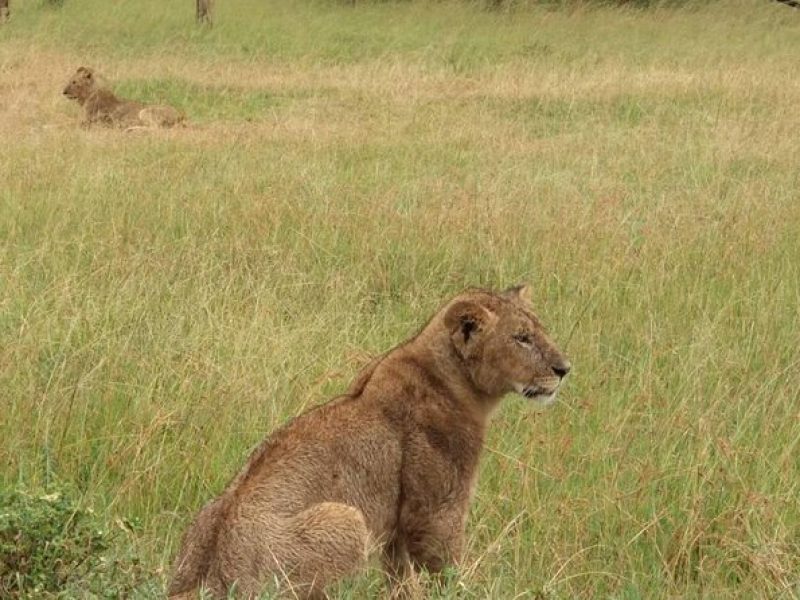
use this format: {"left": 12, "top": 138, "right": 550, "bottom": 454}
{"left": 514, "top": 333, "right": 533, "bottom": 347}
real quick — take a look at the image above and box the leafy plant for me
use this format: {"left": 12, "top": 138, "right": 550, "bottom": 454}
{"left": 0, "top": 488, "right": 151, "bottom": 598}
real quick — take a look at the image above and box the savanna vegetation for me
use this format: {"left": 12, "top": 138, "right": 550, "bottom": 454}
{"left": 1, "top": 0, "right": 799, "bottom": 597}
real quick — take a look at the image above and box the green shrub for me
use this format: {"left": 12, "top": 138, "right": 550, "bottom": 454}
{"left": 0, "top": 489, "right": 153, "bottom": 599}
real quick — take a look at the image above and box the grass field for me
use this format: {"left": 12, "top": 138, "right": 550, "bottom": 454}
{"left": 2, "top": 0, "right": 800, "bottom": 597}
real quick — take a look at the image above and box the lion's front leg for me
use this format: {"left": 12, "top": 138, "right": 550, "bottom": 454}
{"left": 382, "top": 537, "right": 425, "bottom": 600}
{"left": 386, "top": 503, "right": 467, "bottom": 597}
{"left": 405, "top": 522, "right": 464, "bottom": 575}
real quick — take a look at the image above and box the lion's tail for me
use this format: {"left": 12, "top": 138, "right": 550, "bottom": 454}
{"left": 167, "top": 495, "right": 228, "bottom": 598}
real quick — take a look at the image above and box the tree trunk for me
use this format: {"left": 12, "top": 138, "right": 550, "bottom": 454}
{"left": 0, "top": 0, "right": 9, "bottom": 24}
{"left": 196, "top": 0, "right": 212, "bottom": 25}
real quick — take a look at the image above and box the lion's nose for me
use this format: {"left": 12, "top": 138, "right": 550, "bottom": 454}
{"left": 552, "top": 361, "right": 571, "bottom": 378}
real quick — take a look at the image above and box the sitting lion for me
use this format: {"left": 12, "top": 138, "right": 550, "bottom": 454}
{"left": 168, "top": 285, "right": 571, "bottom": 600}
{"left": 62, "top": 66, "right": 184, "bottom": 129}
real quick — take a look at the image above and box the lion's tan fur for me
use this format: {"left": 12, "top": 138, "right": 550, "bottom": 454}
{"left": 168, "top": 286, "right": 571, "bottom": 599}
{"left": 62, "top": 66, "right": 184, "bottom": 129}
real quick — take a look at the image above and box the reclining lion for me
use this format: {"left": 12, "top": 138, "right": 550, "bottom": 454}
{"left": 168, "top": 285, "right": 571, "bottom": 599}
{"left": 62, "top": 66, "right": 184, "bottom": 129}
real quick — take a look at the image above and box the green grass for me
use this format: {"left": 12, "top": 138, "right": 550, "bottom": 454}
{"left": 2, "top": 0, "right": 800, "bottom": 597}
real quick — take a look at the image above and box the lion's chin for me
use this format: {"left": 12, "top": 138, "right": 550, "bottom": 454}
{"left": 530, "top": 391, "right": 558, "bottom": 408}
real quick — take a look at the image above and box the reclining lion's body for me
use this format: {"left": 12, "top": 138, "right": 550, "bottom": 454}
{"left": 63, "top": 66, "right": 184, "bottom": 129}
{"left": 169, "top": 286, "right": 570, "bottom": 599}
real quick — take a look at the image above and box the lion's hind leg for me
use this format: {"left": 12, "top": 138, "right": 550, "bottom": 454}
{"left": 219, "top": 502, "right": 370, "bottom": 599}
{"left": 139, "top": 105, "right": 185, "bottom": 128}
{"left": 284, "top": 502, "right": 370, "bottom": 597}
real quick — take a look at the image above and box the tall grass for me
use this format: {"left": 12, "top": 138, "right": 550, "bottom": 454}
{"left": 2, "top": 0, "right": 799, "bottom": 597}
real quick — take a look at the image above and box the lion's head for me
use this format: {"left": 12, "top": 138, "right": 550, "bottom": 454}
{"left": 63, "top": 66, "right": 97, "bottom": 102}
{"left": 442, "top": 285, "right": 571, "bottom": 407}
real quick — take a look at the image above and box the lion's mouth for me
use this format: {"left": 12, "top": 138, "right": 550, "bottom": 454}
{"left": 515, "top": 383, "right": 559, "bottom": 406}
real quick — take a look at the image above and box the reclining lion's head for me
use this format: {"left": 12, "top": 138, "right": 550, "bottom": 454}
{"left": 442, "top": 285, "right": 571, "bottom": 407}
{"left": 63, "top": 66, "right": 97, "bottom": 102}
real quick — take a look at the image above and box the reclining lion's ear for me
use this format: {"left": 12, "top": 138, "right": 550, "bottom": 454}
{"left": 77, "top": 66, "right": 93, "bottom": 78}
{"left": 503, "top": 284, "right": 532, "bottom": 305}
{"left": 444, "top": 300, "right": 496, "bottom": 358}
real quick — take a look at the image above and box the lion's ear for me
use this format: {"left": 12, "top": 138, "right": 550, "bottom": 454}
{"left": 78, "top": 66, "right": 93, "bottom": 78}
{"left": 504, "top": 284, "right": 532, "bottom": 306}
{"left": 444, "top": 300, "right": 496, "bottom": 356}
